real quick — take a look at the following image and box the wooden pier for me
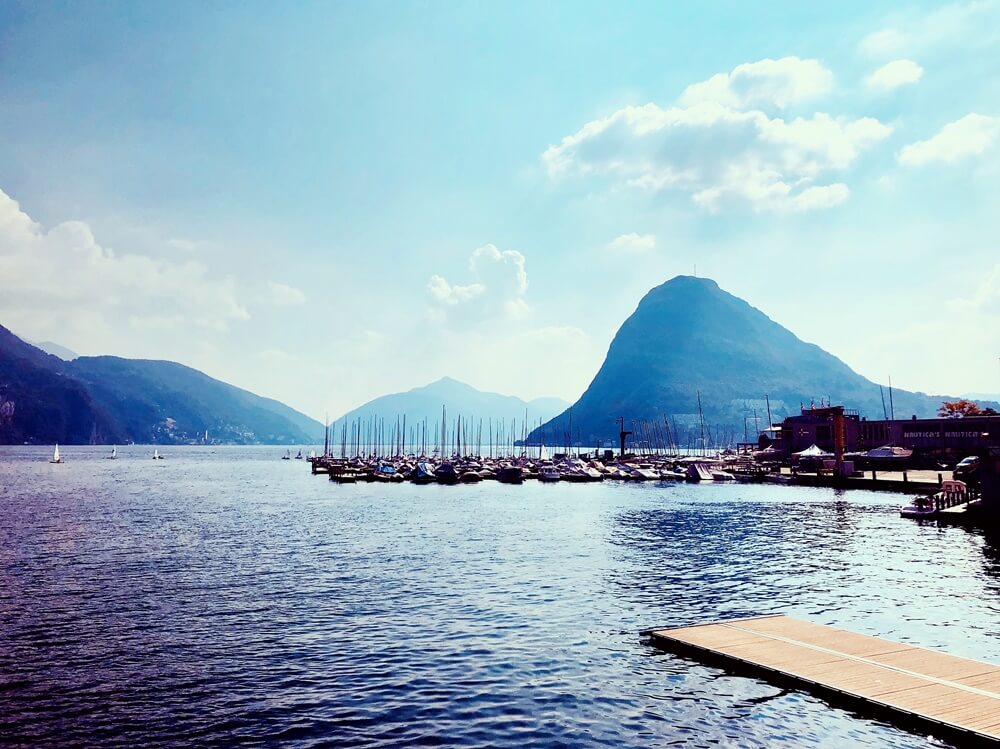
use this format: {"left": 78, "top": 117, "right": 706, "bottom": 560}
{"left": 648, "top": 615, "right": 1000, "bottom": 744}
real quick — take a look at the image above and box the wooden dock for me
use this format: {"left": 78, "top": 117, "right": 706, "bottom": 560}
{"left": 648, "top": 615, "right": 1000, "bottom": 744}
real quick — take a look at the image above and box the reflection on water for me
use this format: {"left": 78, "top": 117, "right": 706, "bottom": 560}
{"left": 1, "top": 446, "right": 996, "bottom": 747}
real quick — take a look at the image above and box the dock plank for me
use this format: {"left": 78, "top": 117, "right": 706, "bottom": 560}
{"left": 649, "top": 615, "right": 1000, "bottom": 743}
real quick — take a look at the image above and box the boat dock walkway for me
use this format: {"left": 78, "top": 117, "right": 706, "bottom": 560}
{"left": 648, "top": 615, "right": 1000, "bottom": 744}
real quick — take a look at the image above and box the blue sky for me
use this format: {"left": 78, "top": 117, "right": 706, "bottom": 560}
{"left": 1, "top": 0, "right": 999, "bottom": 419}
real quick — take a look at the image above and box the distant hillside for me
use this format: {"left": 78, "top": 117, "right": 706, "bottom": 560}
{"left": 965, "top": 392, "right": 1000, "bottom": 403}
{"left": 0, "top": 324, "right": 322, "bottom": 445}
{"left": 68, "top": 356, "right": 323, "bottom": 445}
{"left": 0, "top": 327, "right": 117, "bottom": 444}
{"left": 33, "top": 340, "right": 78, "bottom": 361}
{"left": 527, "top": 276, "right": 952, "bottom": 445}
{"left": 335, "top": 377, "right": 569, "bottom": 433}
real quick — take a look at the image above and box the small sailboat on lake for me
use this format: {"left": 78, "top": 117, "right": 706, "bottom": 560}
{"left": 49, "top": 444, "right": 64, "bottom": 464}
{"left": 152, "top": 448, "right": 164, "bottom": 460}
{"left": 108, "top": 446, "right": 117, "bottom": 460}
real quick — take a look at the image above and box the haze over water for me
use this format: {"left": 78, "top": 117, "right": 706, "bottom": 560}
{"left": 2, "top": 446, "right": 998, "bottom": 747}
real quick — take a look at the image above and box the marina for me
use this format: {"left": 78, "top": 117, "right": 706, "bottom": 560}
{"left": 302, "top": 403, "right": 1000, "bottom": 525}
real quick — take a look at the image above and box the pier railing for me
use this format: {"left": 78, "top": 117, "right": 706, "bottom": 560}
{"left": 932, "top": 487, "right": 981, "bottom": 512}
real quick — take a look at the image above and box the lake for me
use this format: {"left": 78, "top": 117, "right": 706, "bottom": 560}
{"left": 2, "top": 445, "right": 997, "bottom": 747}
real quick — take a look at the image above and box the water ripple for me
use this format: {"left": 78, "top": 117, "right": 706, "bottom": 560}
{"left": 0, "top": 446, "right": 991, "bottom": 747}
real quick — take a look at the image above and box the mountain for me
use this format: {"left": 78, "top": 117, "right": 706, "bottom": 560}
{"left": 0, "top": 326, "right": 117, "bottom": 444}
{"left": 67, "top": 356, "right": 323, "bottom": 445}
{"left": 965, "top": 392, "right": 1000, "bottom": 402}
{"left": 33, "top": 340, "right": 78, "bottom": 360}
{"left": 0, "top": 325, "right": 323, "bottom": 445}
{"left": 335, "top": 377, "right": 570, "bottom": 432}
{"left": 527, "top": 276, "right": 954, "bottom": 446}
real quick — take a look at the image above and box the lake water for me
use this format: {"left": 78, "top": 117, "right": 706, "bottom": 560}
{"left": 2, "top": 445, "right": 998, "bottom": 747}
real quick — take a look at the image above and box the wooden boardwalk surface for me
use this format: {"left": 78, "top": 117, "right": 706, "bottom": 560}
{"left": 649, "top": 615, "right": 1000, "bottom": 744}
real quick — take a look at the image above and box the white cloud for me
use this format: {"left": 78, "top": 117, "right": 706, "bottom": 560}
{"left": 427, "top": 275, "right": 485, "bottom": 305}
{"left": 267, "top": 281, "right": 307, "bottom": 306}
{"left": 860, "top": 3, "right": 1000, "bottom": 59}
{"left": 543, "top": 98, "right": 891, "bottom": 212}
{"left": 0, "top": 188, "right": 250, "bottom": 347}
{"left": 952, "top": 263, "right": 1000, "bottom": 314}
{"left": 166, "top": 238, "right": 202, "bottom": 252}
{"left": 898, "top": 113, "right": 1000, "bottom": 165}
{"left": 858, "top": 29, "right": 909, "bottom": 58}
{"left": 427, "top": 243, "right": 530, "bottom": 320}
{"left": 865, "top": 59, "right": 924, "bottom": 91}
{"left": 469, "top": 244, "right": 528, "bottom": 296}
{"left": 608, "top": 233, "right": 657, "bottom": 253}
{"left": 680, "top": 57, "right": 833, "bottom": 110}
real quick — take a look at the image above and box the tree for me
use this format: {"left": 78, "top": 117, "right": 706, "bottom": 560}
{"left": 938, "top": 399, "right": 984, "bottom": 418}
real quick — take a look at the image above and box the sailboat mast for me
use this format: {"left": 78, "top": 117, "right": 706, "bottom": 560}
{"left": 697, "top": 389, "right": 706, "bottom": 457}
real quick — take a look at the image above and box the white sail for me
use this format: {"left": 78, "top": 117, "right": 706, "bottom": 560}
{"left": 111, "top": 446, "right": 117, "bottom": 459}
{"left": 153, "top": 448, "right": 159, "bottom": 460}
{"left": 52, "top": 444, "right": 61, "bottom": 463}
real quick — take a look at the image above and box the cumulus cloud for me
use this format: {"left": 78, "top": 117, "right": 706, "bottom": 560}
{"left": 680, "top": 57, "right": 833, "bottom": 110}
{"left": 0, "top": 188, "right": 250, "bottom": 346}
{"left": 427, "top": 275, "right": 485, "bottom": 305}
{"left": 865, "top": 59, "right": 924, "bottom": 91}
{"left": 898, "top": 113, "right": 1000, "bottom": 165}
{"left": 543, "top": 95, "right": 891, "bottom": 212}
{"left": 607, "top": 233, "right": 656, "bottom": 253}
{"left": 427, "top": 243, "right": 529, "bottom": 321}
{"left": 267, "top": 281, "right": 306, "bottom": 306}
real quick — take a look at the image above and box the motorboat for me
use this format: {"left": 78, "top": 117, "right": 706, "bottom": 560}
{"left": 411, "top": 462, "right": 437, "bottom": 484}
{"left": 686, "top": 463, "right": 714, "bottom": 482}
{"left": 539, "top": 465, "right": 561, "bottom": 483}
{"left": 900, "top": 495, "right": 936, "bottom": 518}
{"left": 435, "top": 462, "right": 459, "bottom": 485}
{"left": 629, "top": 463, "right": 660, "bottom": 481}
{"left": 459, "top": 470, "right": 483, "bottom": 483}
{"left": 496, "top": 465, "right": 523, "bottom": 484}
{"left": 373, "top": 463, "right": 398, "bottom": 482}
{"left": 661, "top": 467, "right": 686, "bottom": 480}
{"left": 711, "top": 470, "right": 736, "bottom": 481}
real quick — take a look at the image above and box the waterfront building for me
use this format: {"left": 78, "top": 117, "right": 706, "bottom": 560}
{"left": 775, "top": 406, "right": 1000, "bottom": 463}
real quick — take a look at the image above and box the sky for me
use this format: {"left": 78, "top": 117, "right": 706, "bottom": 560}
{"left": 1, "top": 0, "right": 999, "bottom": 420}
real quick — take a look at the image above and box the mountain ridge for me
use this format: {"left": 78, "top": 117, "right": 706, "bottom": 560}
{"left": 527, "top": 275, "right": 957, "bottom": 445}
{"left": 334, "top": 377, "right": 570, "bottom": 431}
{"left": 0, "top": 325, "right": 322, "bottom": 445}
